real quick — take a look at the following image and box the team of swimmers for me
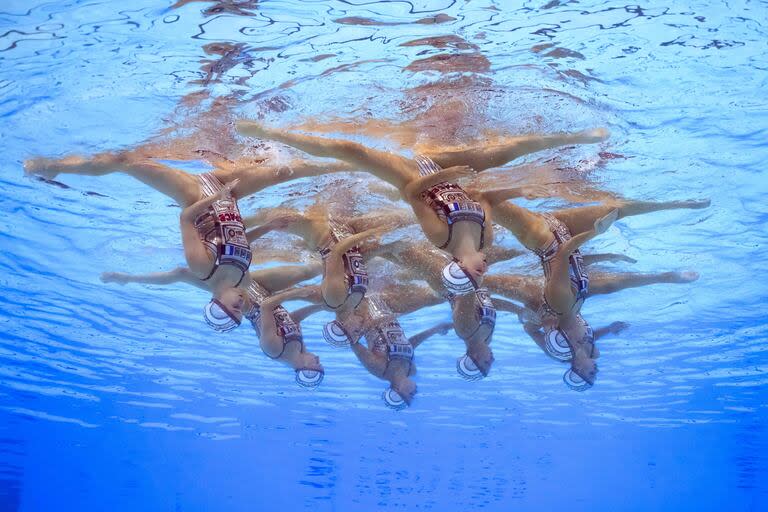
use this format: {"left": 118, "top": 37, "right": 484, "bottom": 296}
{"left": 24, "top": 123, "right": 709, "bottom": 409}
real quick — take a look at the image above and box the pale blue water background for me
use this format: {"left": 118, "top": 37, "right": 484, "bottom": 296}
{"left": 1, "top": 1, "right": 767, "bottom": 511}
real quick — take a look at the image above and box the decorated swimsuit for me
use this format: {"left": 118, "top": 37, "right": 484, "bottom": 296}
{"left": 194, "top": 173, "right": 252, "bottom": 286}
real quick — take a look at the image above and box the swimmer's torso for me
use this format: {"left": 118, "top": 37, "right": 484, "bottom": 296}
{"left": 194, "top": 173, "right": 252, "bottom": 286}
{"left": 415, "top": 155, "right": 486, "bottom": 252}
{"left": 243, "top": 280, "right": 303, "bottom": 358}
{"left": 317, "top": 217, "right": 369, "bottom": 305}
{"left": 338, "top": 295, "right": 415, "bottom": 377}
{"left": 450, "top": 287, "right": 497, "bottom": 343}
{"left": 534, "top": 213, "right": 589, "bottom": 316}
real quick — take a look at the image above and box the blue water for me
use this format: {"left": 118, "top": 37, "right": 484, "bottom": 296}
{"left": 1, "top": 1, "right": 767, "bottom": 511}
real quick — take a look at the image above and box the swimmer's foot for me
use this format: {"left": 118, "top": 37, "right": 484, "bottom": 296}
{"left": 669, "top": 271, "right": 699, "bottom": 283}
{"left": 573, "top": 127, "right": 610, "bottom": 144}
{"left": 23, "top": 157, "right": 73, "bottom": 180}
{"left": 235, "top": 120, "right": 272, "bottom": 140}
{"left": 100, "top": 272, "right": 131, "bottom": 284}
{"left": 681, "top": 199, "right": 711, "bottom": 209}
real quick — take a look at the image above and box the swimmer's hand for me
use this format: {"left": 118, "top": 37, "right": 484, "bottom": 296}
{"left": 593, "top": 208, "right": 619, "bottom": 236}
{"left": 605, "top": 321, "right": 629, "bottom": 335}
{"left": 100, "top": 272, "right": 130, "bottom": 285}
{"left": 437, "top": 322, "right": 453, "bottom": 335}
{"left": 218, "top": 178, "right": 240, "bottom": 198}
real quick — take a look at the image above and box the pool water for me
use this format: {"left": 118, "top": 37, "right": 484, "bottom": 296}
{"left": 1, "top": 1, "right": 767, "bottom": 511}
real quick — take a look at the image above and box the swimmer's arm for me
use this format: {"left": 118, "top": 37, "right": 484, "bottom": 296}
{"left": 100, "top": 267, "right": 206, "bottom": 290}
{"left": 593, "top": 321, "right": 629, "bottom": 341}
{"left": 485, "top": 246, "right": 525, "bottom": 266}
{"left": 261, "top": 285, "right": 324, "bottom": 310}
{"left": 181, "top": 178, "right": 238, "bottom": 221}
{"left": 480, "top": 185, "right": 551, "bottom": 206}
{"left": 244, "top": 223, "right": 276, "bottom": 243}
{"left": 582, "top": 253, "right": 637, "bottom": 266}
{"left": 402, "top": 166, "right": 476, "bottom": 200}
{"left": 523, "top": 322, "right": 546, "bottom": 351}
{"left": 350, "top": 341, "right": 386, "bottom": 376}
{"left": 252, "top": 262, "right": 323, "bottom": 292}
{"left": 491, "top": 297, "right": 527, "bottom": 319}
{"left": 290, "top": 304, "right": 325, "bottom": 323}
{"left": 382, "top": 288, "right": 443, "bottom": 315}
{"left": 244, "top": 211, "right": 297, "bottom": 242}
{"left": 409, "top": 322, "right": 453, "bottom": 349}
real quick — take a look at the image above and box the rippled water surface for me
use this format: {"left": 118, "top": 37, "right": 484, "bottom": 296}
{"left": 1, "top": 0, "right": 767, "bottom": 511}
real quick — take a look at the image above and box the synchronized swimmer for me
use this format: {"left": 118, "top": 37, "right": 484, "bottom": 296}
{"left": 25, "top": 120, "right": 709, "bottom": 409}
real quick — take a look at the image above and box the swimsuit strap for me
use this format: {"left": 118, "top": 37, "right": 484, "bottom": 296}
{"left": 415, "top": 155, "right": 442, "bottom": 176}
{"left": 198, "top": 172, "right": 224, "bottom": 196}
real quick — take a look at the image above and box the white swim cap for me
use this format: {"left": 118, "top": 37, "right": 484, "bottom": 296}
{"left": 203, "top": 299, "right": 241, "bottom": 332}
{"left": 322, "top": 320, "right": 350, "bottom": 348}
{"left": 456, "top": 353, "right": 484, "bottom": 381}
{"left": 382, "top": 387, "right": 407, "bottom": 410}
{"left": 295, "top": 368, "right": 324, "bottom": 388}
{"left": 544, "top": 329, "right": 573, "bottom": 362}
{"left": 441, "top": 261, "right": 475, "bottom": 295}
{"left": 563, "top": 369, "right": 592, "bottom": 392}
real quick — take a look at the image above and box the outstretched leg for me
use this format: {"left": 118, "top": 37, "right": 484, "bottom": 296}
{"left": 220, "top": 159, "right": 356, "bottom": 198}
{"left": 588, "top": 271, "right": 699, "bottom": 296}
{"left": 553, "top": 199, "right": 711, "bottom": 238}
{"left": 236, "top": 120, "right": 415, "bottom": 189}
{"left": 25, "top": 151, "right": 200, "bottom": 206}
{"left": 422, "top": 128, "right": 609, "bottom": 172}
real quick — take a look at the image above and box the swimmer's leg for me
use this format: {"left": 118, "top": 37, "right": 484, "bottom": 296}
{"left": 588, "top": 271, "right": 699, "bottom": 296}
{"left": 236, "top": 120, "right": 415, "bottom": 188}
{"left": 100, "top": 267, "right": 205, "bottom": 289}
{"left": 490, "top": 201, "right": 551, "bottom": 250}
{"left": 422, "top": 128, "right": 609, "bottom": 172}
{"left": 219, "top": 160, "right": 355, "bottom": 198}
{"left": 24, "top": 152, "right": 200, "bottom": 206}
{"left": 552, "top": 199, "right": 711, "bottom": 237}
